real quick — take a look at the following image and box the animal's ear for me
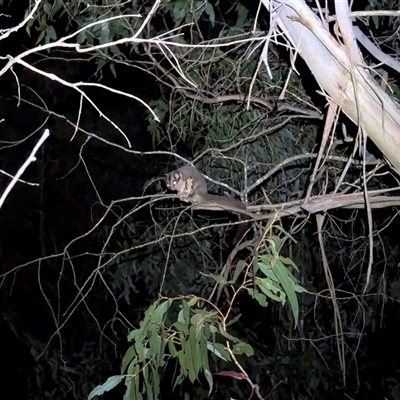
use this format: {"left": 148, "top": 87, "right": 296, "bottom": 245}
{"left": 174, "top": 171, "right": 182, "bottom": 181}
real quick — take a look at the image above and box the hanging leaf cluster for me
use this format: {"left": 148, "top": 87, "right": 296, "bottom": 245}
{"left": 88, "top": 296, "right": 257, "bottom": 399}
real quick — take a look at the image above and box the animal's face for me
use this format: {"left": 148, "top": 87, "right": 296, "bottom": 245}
{"left": 165, "top": 171, "right": 182, "bottom": 190}
{"left": 165, "top": 171, "right": 194, "bottom": 199}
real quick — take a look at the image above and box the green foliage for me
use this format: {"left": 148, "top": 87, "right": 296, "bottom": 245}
{"left": 251, "top": 236, "right": 306, "bottom": 327}
{"left": 147, "top": 100, "right": 169, "bottom": 147}
{"left": 88, "top": 296, "right": 259, "bottom": 399}
{"left": 91, "top": 219, "right": 306, "bottom": 399}
{"left": 88, "top": 376, "right": 125, "bottom": 400}
{"left": 365, "top": 4, "right": 380, "bottom": 29}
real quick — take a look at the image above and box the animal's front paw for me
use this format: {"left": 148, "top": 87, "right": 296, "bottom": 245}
{"left": 179, "top": 194, "right": 190, "bottom": 202}
{"left": 185, "top": 177, "right": 194, "bottom": 192}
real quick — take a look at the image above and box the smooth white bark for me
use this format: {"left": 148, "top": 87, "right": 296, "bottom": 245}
{"left": 261, "top": 0, "right": 400, "bottom": 173}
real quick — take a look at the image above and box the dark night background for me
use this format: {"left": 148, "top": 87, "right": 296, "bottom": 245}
{"left": 1, "top": 0, "right": 400, "bottom": 399}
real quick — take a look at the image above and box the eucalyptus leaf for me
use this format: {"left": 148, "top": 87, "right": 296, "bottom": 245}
{"left": 178, "top": 350, "right": 188, "bottom": 378}
{"left": 207, "top": 342, "right": 231, "bottom": 362}
{"left": 232, "top": 342, "right": 254, "bottom": 357}
{"left": 151, "top": 365, "right": 161, "bottom": 399}
{"left": 158, "top": 329, "right": 167, "bottom": 366}
{"left": 88, "top": 375, "right": 124, "bottom": 399}
{"left": 109, "top": 63, "right": 117, "bottom": 79}
{"left": 190, "top": 324, "right": 202, "bottom": 377}
{"left": 50, "top": 0, "right": 63, "bottom": 19}
{"left": 204, "top": 2, "right": 215, "bottom": 26}
{"left": 168, "top": 339, "right": 179, "bottom": 357}
{"left": 226, "top": 313, "right": 242, "bottom": 327}
{"left": 209, "top": 273, "right": 228, "bottom": 284}
{"left": 187, "top": 297, "right": 199, "bottom": 307}
{"left": 232, "top": 259, "right": 248, "bottom": 283}
{"left": 173, "top": 320, "right": 188, "bottom": 334}
{"left": 200, "top": 339, "right": 213, "bottom": 394}
{"left": 144, "top": 365, "right": 155, "bottom": 400}
{"left": 190, "top": 312, "right": 206, "bottom": 325}
{"left": 123, "top": 375, "right": 135, "bottom": 400}
{"left": 256, "top": 277, "right": 285, "bottom": 303}
{"left": 280, "top": 256, "right": 299, "bottom": 270}
{"left": 121, "top": 346, "right": 136, "bottom": 374}
{"left": 152, "top": 299, "right": 170, "bottom": 324}
{"left": 134, "top": 338, "right": 146, "bottom": 361}
{"left": 181, "top": 300, "right": 190, "bottom": 325}
{"left": 172, "top": 0, "right": 187, "bottom": 26}
{"left": 247, "top": 288, "right": 269, "bottom": 307}
{"left": 190, "top": 312, "right": 204, "bottom": 325}
{"left": 142, "top": 365, "right": 150, "bottom": 397}
{"left": 149, "top": 330, "right": 161, "bottom": 363}
{"left": 219, "top": 326, "right": 240, "bottom": 343}
{"left": 134, "top": 369, "right": 143, "bottom": 400}
{"left": 46, "top": 25, "right": 57, "bottom": 40}
{"left": 273, "top": 260, "right": 300, "bottom": 327}
{"left": 259, "top": 254, "right": 274, "bottom": 268}
{"left": 258, "top": 261, "right": 280, "bottom": 282}
{"left": 183, "top": 335, "right": 196, "bottom": 383}
{"left": 36, "top": 29, "right": 46, "bottom": 45}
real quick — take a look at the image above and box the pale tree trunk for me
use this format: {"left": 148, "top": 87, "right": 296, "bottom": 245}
{"left": 261, "top": 0, "right": 400, "bottom": 173}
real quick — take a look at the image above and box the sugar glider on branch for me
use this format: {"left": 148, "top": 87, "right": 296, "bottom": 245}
{"left": 165, "top": 165, "right": 251, "bottom": 244}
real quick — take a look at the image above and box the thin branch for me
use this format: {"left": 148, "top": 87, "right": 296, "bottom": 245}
{"left": 0, "top": 129, "right": 50, "bottom": 210}
{"left": 354, "top": 26, "right": 400, "bottom": 74}
{"left": 0, "top": 0, "right": 41, "bottom": 41}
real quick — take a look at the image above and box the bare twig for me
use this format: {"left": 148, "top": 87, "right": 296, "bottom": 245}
{"left": 0, "top": 129, "right": 50, "bottom": 210}
{"left": 0, "top": 0, "right": 41, "bottom": 41}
